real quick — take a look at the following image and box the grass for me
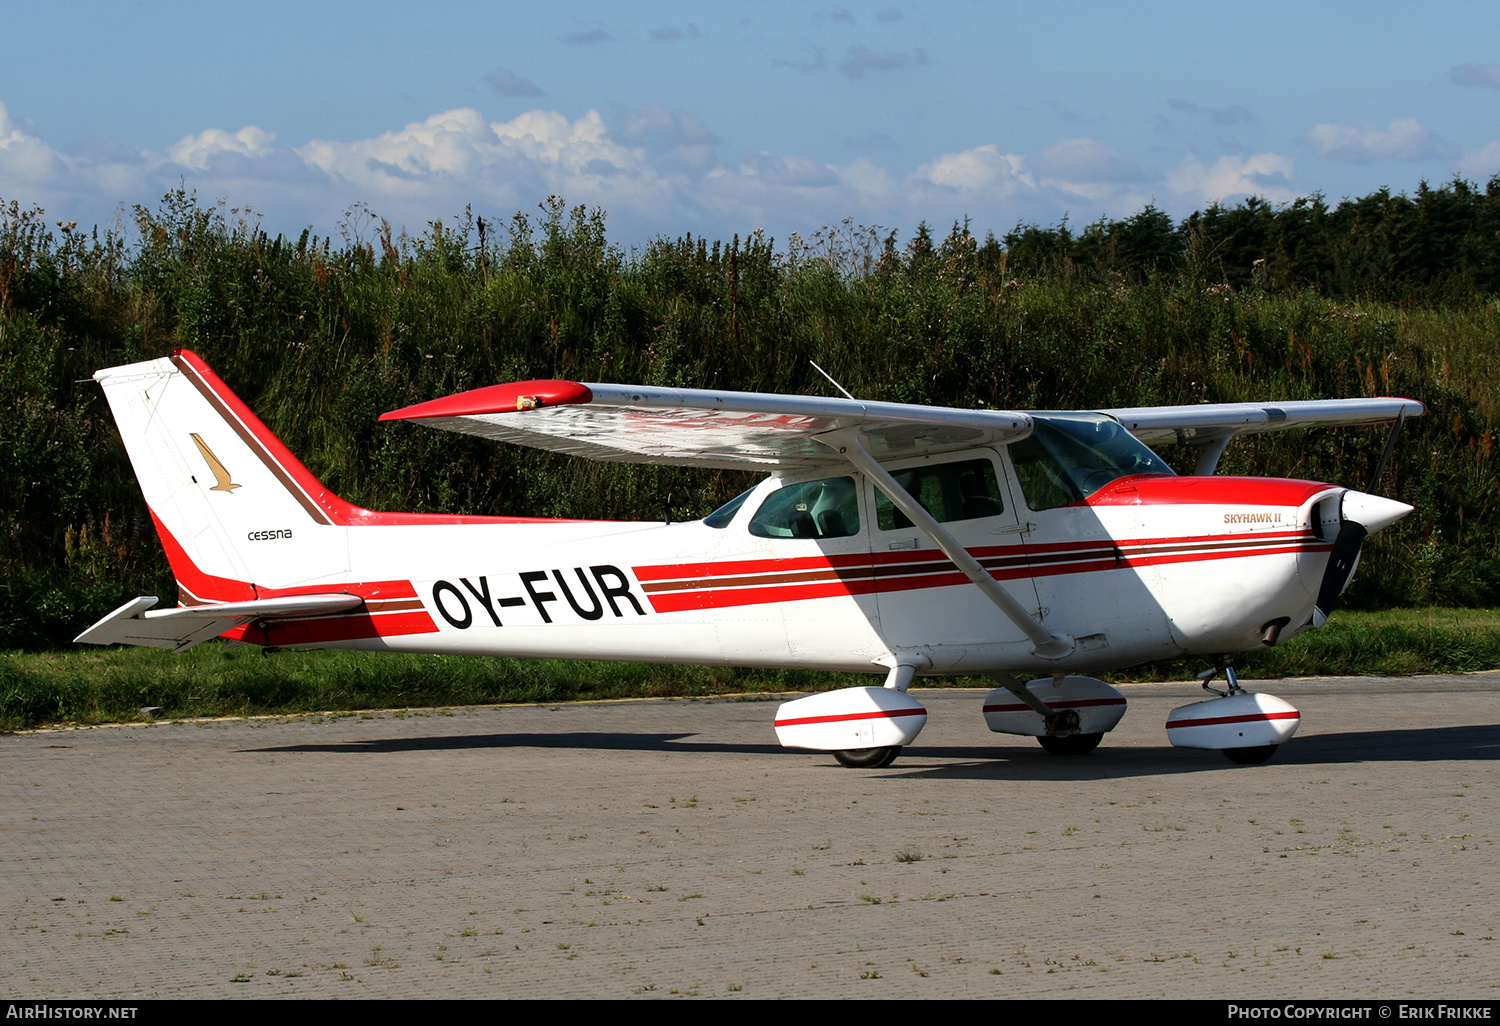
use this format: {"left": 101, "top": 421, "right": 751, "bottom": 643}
{"left": 1130, "top": 607, "right": 1500, "bottom": 681}
{"left": 0, "top": 643, "right": 861, "bottom": 731}
{"left": 3, "top": 607, "right": 1497, "bottom": 731}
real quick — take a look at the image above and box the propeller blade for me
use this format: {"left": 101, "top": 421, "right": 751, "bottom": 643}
{"left": 1312, "top": 520, "right": 1366, "bottom": 627}
{"left": 1311, "top": 490, "right": 1414, "bottom": 627}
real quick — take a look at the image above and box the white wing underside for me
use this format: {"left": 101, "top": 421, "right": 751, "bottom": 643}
{"left": 396, "top": 385, "right": 1034, "bottom": 470}
{"left": 385, "top": 381, "right": 1424, "bottom": 469}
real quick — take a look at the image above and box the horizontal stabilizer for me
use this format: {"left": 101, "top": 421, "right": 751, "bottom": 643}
{"left": 74, "top": 594, "right": 364, "bottom": 652}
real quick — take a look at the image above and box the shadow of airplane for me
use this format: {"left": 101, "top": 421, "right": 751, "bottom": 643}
{"left": 243, "top": 731, "right": 783, "bottom": 756}
{"left": 243, "top": 723, "right": 1498, "bottom": 781}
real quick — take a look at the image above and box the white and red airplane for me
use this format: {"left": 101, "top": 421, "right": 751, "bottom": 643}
{"left": 77, "top": 350, "right": 1422, "bottom": 767}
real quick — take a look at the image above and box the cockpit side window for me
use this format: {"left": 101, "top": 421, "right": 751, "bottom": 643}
{"left": 1008, "top": 434, "right": 1084, "bottom": 511}
{"left": 748, "top": 476, "right": 862, "bottom": 539}
{"left": 1009, "top": 414, "right": 1174, "bottom": 511}
{"left": 874, "top": 458, "right": 1004, "bottom": 530}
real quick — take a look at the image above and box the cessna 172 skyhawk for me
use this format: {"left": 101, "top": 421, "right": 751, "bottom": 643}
{"left": 77, "top": 350, "right": 1422, "bottom": 767}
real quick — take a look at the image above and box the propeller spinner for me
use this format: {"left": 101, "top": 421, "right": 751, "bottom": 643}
{"left": 1311, "top": 489, "right": 1413, "bottom": 627}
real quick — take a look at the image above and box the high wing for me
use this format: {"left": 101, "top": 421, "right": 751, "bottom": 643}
{"left": 1104, "top": 397, "right": 1426, "bottom": 474}
{"left": 1105, "top": 397, "right": 1426, "bottom": 442}
{"left": 379, "top": 381, "right": 1034, "bottom": 469}
{"left": 382, "top": 381, "right": 1424, "bottom": 472}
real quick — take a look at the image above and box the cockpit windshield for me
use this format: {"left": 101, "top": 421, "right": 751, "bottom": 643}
{"left": 1008, "top": 413, "right": 1174, "bottom": 511}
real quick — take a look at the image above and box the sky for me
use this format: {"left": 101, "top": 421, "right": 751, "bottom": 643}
{"left": 3, "top": 1, "right": 1499, "bottom": 250}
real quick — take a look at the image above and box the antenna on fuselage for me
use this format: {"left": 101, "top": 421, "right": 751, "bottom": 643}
{"left": 809, "top": 360, "right": 857, "bottom": 401}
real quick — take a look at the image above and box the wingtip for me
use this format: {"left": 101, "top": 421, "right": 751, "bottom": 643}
{"left": 380, "top": 380, "right": 593, "bottom": 421}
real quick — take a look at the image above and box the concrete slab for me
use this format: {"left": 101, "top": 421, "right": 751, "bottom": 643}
{"left": 2, "top": 674, "right": 1497, "bottom": 999}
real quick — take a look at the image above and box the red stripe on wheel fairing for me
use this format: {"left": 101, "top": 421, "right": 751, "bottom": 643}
{"left": 774, "top": 707, "right": 928, "bottom": 728}
{"left": 982, "top": 697, "right": 1127, "bottom": 713}
{"left": 1166, "top": 711, "right": 1302, "bottom": 729}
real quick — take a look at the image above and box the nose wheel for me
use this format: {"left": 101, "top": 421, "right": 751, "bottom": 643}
{"left": 1223, "top": 744, "right": 1278, "bottom": 765}
{"left": 1037, "top": 732, "right": 1103, "bottom": 755}
{"left": 1166, "top": 660, "right": 1301, "bottom": 764}
{"left": 1200, "top": 664, "right": 1280, "bottom": 765}
{"left": 833, "top": 746, "right": 902, "bottom": 768}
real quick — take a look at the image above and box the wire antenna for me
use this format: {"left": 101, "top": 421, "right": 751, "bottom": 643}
{"left": 809, "top": 360, "right": 857, "bottom": 401}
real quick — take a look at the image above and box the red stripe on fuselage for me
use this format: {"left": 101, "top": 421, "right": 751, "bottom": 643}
{"left": 147, "top": 508, "right": 437, "bottom": 643}
{"left": 634, "top": 531, "right": 1327, "bottom": 613}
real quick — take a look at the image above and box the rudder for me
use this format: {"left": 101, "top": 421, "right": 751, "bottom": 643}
{"left": 94, "top": 350, "right": 352, "bottom": 603}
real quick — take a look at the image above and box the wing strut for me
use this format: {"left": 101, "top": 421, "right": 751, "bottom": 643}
{"left": 818, "top": 429, "right": 1074, "bottom": 660}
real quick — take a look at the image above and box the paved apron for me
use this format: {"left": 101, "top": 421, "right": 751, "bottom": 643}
{"left": 2, "top": 674, "right": 1497, "bottom": 999}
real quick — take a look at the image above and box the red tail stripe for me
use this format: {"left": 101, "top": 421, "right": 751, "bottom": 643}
{"left": 150, "top": 508, "right": 256, "bottom": 604}
{"left": 172, "top": 349, "right": 588, "bottom": 526}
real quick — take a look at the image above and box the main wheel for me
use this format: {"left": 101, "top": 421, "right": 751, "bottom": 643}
{"left": 1037, "top": 732, "right": 1103, "bottom": 755}
{"left": 1223, "top": 744, "right": 1278, "bottom": 765}
{"left": 833, "top": 745, "right": 902, "bottom": 768}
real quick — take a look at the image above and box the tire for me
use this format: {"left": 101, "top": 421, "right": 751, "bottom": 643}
{"left": 1223, "top": 744, "right": 1278, "bottom": 765}
{"left": 833, "top": 745, "right": 902, "bottom": 768}
{"left": 1036, "top": 732, "right": 1103, "bottom": 756}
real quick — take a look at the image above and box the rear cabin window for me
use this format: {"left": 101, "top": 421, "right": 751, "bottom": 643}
{"left": 748, "top": 477, "right": 861, "bottom": 539}
{"left": 703, "top": 487, "right": 753, "bottom": 528}
{"left": 874, "top": 458, "right": 1005, "bottom": 530}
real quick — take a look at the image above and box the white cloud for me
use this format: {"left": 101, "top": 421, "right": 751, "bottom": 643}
{"left": 617, "top": 105, "right": 718, "bottom": 173}
{"left": 1457, "top": 141, "right": 1500, "bottom": 180}
{"left": 295, "top": 108, "right": 677, "bottom": 229}
{"left": 1032, "top": 138, "right": 1143, "bottom": 201}
{"left": 912, "top": 144, "right": 1033, "bottom": 195}
{"left": 1167, "top": 152, "right": 1297, "bottom": 204}
{"left": 167, "top": 126, "right": 276, "bottom": 171}
{"left": 0, "top": 97, "right": 1313, "bottom": 249}
{"left": 0, "top": 100, "right": 70, "bottom": 188}
{"left": 1304, "top": 117, "right": 1454, "bottom": 162}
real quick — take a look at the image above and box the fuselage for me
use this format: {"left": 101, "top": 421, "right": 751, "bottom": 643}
{"left": 90, "top": 351, "right": 1369, "bottom": 677}
{"left": 217, "top": 459, "right": 1343, "bottom": 678}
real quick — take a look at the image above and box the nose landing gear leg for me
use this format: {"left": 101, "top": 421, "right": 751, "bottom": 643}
{"left": 1167, "top": 659, "right": 1301, "bottom": 765}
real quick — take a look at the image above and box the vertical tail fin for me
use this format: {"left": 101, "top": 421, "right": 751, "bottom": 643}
{"left": 94, "top": 350, "right": 352, "bottom": 603}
